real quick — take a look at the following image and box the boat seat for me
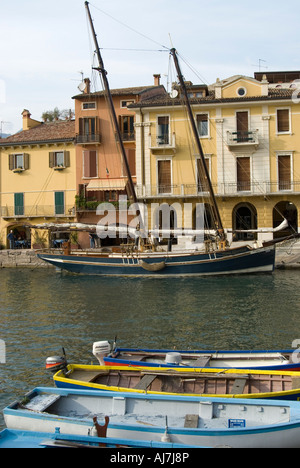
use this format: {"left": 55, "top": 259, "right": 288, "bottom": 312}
{"left": 191, "top": 355, "right": 211, "bottom": 367}
{"left": 24, "top": 394, "right": 61, "bottom": 412}
{"left": 134, "top": 374, "right": 157, "bottom": 390}
{"left": 230, "top": 378, "right": 247, "bottom": 395}
{"left": 184, "top": 414, "right": 199, "bottom": 428}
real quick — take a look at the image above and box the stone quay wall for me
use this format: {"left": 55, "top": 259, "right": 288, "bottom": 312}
{"left": 0, "top": 250, "right": 53, "bottom": 269}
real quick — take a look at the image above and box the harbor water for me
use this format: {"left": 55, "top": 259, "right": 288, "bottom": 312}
{"left": 0, "top": 267, "right": 300, "bottom": 429}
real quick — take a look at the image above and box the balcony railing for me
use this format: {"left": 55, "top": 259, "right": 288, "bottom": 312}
{"left": 0, "top": 205, "right": 75, "bottom": 218}
{"left": 136, "top": 180, "right": 300, "bottom": 198}
{"left": 227, "top": 130, "right": 259, "bottom": 147}
{"left": 75, "top": 133, "right": 102, "bottom": 145}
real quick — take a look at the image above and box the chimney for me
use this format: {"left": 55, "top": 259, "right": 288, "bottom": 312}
{"left": 83, "top": 78, "right": 91, "bottom": 94}
{"left": 153, "top": 74, "right": 161, "bottom": 86}
{"left": 22, "top": 109, "right": 41, "bottom": 131}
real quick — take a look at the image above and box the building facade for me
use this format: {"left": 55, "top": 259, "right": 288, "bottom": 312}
{"left": 131, "top": 72, "right": 300, "bottom": 246}
{"left": 73, "top": 77, "right": 165, "bottom": 248}
{"left": 0, "top": 110, "right": 76, "bottom": 249}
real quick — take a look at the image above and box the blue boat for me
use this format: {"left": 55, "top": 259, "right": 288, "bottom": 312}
{"left": 99, "top": 345, "right": 300, "bottom": 372}
{"left": 0, "top": 428, "right": 199, "bottom": 449}
{"left": 4, "top": 387, "right": 300, "bottom": 448}
{"left": 37, "top": 244, "right": 275, "bottom": 277}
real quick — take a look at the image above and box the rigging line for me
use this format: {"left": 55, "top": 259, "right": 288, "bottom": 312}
{"left": 88, "top": 2, "right": 170, "bottom": 52}
{"left": 100, "top": 47, "right": 168, "bottom": 53}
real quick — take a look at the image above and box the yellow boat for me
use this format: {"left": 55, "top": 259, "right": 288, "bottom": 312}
{"left": 52, "top": 364, "right": 300, "bottom": 400}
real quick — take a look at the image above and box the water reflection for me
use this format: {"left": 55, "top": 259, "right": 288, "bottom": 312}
{"left": 0, "top": 269, "right": 300, "bottom": 428}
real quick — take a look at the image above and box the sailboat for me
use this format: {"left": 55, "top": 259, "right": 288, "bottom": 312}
{"left": 37, "top": 2, "right": 276, "bottom": 276}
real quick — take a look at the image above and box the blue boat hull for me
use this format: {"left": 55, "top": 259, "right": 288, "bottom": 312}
{"left": 37, "top": 245, "right": 275, "bottom": 276}
{"left": 104, "top": 348, "right": 300, "bottom": 372}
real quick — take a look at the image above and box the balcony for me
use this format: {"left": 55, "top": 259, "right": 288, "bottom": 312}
{"left": 149, "top": 133, "right": 176, "bottom": 153}
{"left": 75, "top": 133, "right": 101, "bottom": 145}
{"left": 0, "top": 205, "right": 75, "bottom": 219}
{"left": 227, "top": 130, "right": 259, "bottom": 149}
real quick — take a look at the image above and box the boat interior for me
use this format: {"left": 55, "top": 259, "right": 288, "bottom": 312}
{"left": 65, "top": 368, "right": 300, "bottom": 396}
{"left": 18, "top": 391, "right": 292, "bottom": 430}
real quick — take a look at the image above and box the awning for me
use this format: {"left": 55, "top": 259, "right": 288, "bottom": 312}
{"left": 86, "top": 178, "right": 127, "bottom": 191}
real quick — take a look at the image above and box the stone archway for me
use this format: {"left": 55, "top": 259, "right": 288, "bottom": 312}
{"left": 232, "top": 202, "right": 258, "bottom": 242}
{"left": 273, "top": 201, "right": 298, "bottom": 239}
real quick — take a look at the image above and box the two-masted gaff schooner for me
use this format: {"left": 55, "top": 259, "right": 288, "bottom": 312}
{"left": 37, "top": 2, "right": 276, "bottom": 277}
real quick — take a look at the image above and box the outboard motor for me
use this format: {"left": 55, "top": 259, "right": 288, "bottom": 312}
{"left": 165, "top": 352, "right": 182, "bottom": 366}
{"left": 93, "top": 341, "right": 111, "bottom": 365}
{"left": 46, "top": 348, "right": 68, "bottom": 374}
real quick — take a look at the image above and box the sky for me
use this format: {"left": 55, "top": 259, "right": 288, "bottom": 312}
{"left": 1, "top": 0, "right": 300, "bottom": 135}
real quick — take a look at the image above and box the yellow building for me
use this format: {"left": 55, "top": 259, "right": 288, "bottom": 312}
{"left": 0, "top": 110, "right": 76, "bottom": 248}
{"left": 132, "top": 72, "right": 300, "bottom": 245}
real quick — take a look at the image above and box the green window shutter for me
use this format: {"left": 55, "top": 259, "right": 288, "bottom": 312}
{"left": 55, "top": 191, "right": 64, "bottom": 215}
{"left": 14, "top": 193, "right": 24, "bottom": 216}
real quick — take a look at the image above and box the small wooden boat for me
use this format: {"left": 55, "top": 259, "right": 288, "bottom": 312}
{"left": 97, "top": 343, "right": 300, "bottom": 371}
{"left": 52, "top": 364, "right": 300, "bottom": 400}
{"left": 4, "top": 386, "right": 300, "bottom": 448}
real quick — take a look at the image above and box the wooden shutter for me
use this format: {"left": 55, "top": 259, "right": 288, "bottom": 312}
{"left": 278, "top": 155, "right": 291, "bottom": 190}
{"left": 9, "top": 154, "right": 14, "bottom": 170}
{"left": 237, "top": 157, "right": 250, "bottom": 191}
{"left": 24, "top": 153, "right": 30, "bottom": 170}
{"left": 124, "top": 149, "right": 136, "bottom": 176}
{"left": 158, "top": 160, "right": 171, "bottom": 193}
{"left": 83, "top": 150, "right": 97, "bottom": 178}
{"left": 64, "top": 151, "right": 70, "bottom": 168}
{"left": 197, "top": 158, "right": 210, "bottom": 192}
{"left": 49, "top": 152, "right": 55, "bottom": 168}
{"left": 277, "top": 109, "right": 290, "bottom": 132}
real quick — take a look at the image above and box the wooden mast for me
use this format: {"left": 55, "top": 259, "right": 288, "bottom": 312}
{"left": 85, "top": 1, "right": 138, "bottom": 206}
{"left": 170, "top": 48, "right": 225, "bottom": 240}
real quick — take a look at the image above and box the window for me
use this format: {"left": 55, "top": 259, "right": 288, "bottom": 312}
{"left": 157, "top": 159, "right": 172, "bottom": 194}
{"left": 277, "top": 109, "right": 290, "bottom": 133}
{"left": 157, "top": 116, "right": 170, "bottom": 145}
{"left": 196, "top": 157, "right": 210, "bottom": 192}
{"left": 9, "top": 153, "right": 29, "bottom": 171}
{"left": 278, "top": 155, "right": 291, "bottom": 190}
{"left": 14, "top": 193, "right": 24, "bottom": 216}
{"left": 122, "top": 149, "right": 136, "bottom": 177}
{"left": 237, "top": 157, "right": 251, "bottom": 191}
{"left": 77, "top": 117, "right": 100, "bottom": 144}
{"left": 119, "top": 116, "right": 135, "bottom": 141}
{"left": 121, "top": 100, "right": 135, "bottom": 108}
{"left": 49, "top": 151, "right": 70, "bottom": 169}
{"left": 196, "top": 114, "right": 209, "bottom": 137}
{"left": 55, "top": 191, "right": 65, "bottom": 215}
{"left": 237, "top": 87, "right": 247, "bottom": 97}
{"left": 83, "top": 150, "right": 97, "bottom": 178}
{"left": 82, "top": 102, "right": 96, "bottom": 110}
{"left": 236, "top": 111, "right": 249, "bottom": 142}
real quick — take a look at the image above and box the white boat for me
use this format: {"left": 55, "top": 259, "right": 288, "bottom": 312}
{"left": 4, "top": 387, "right": 300, "bottom": 448}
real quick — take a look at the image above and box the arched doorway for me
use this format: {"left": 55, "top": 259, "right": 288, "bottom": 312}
{"left": 273, "top": 201, "right": 298, "bottom": 239}
{"left": 6, "top": 224, "right": 31, "bottom": 249}
{"left": 233, "top": 203, "right": 258, "bottom": 242}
